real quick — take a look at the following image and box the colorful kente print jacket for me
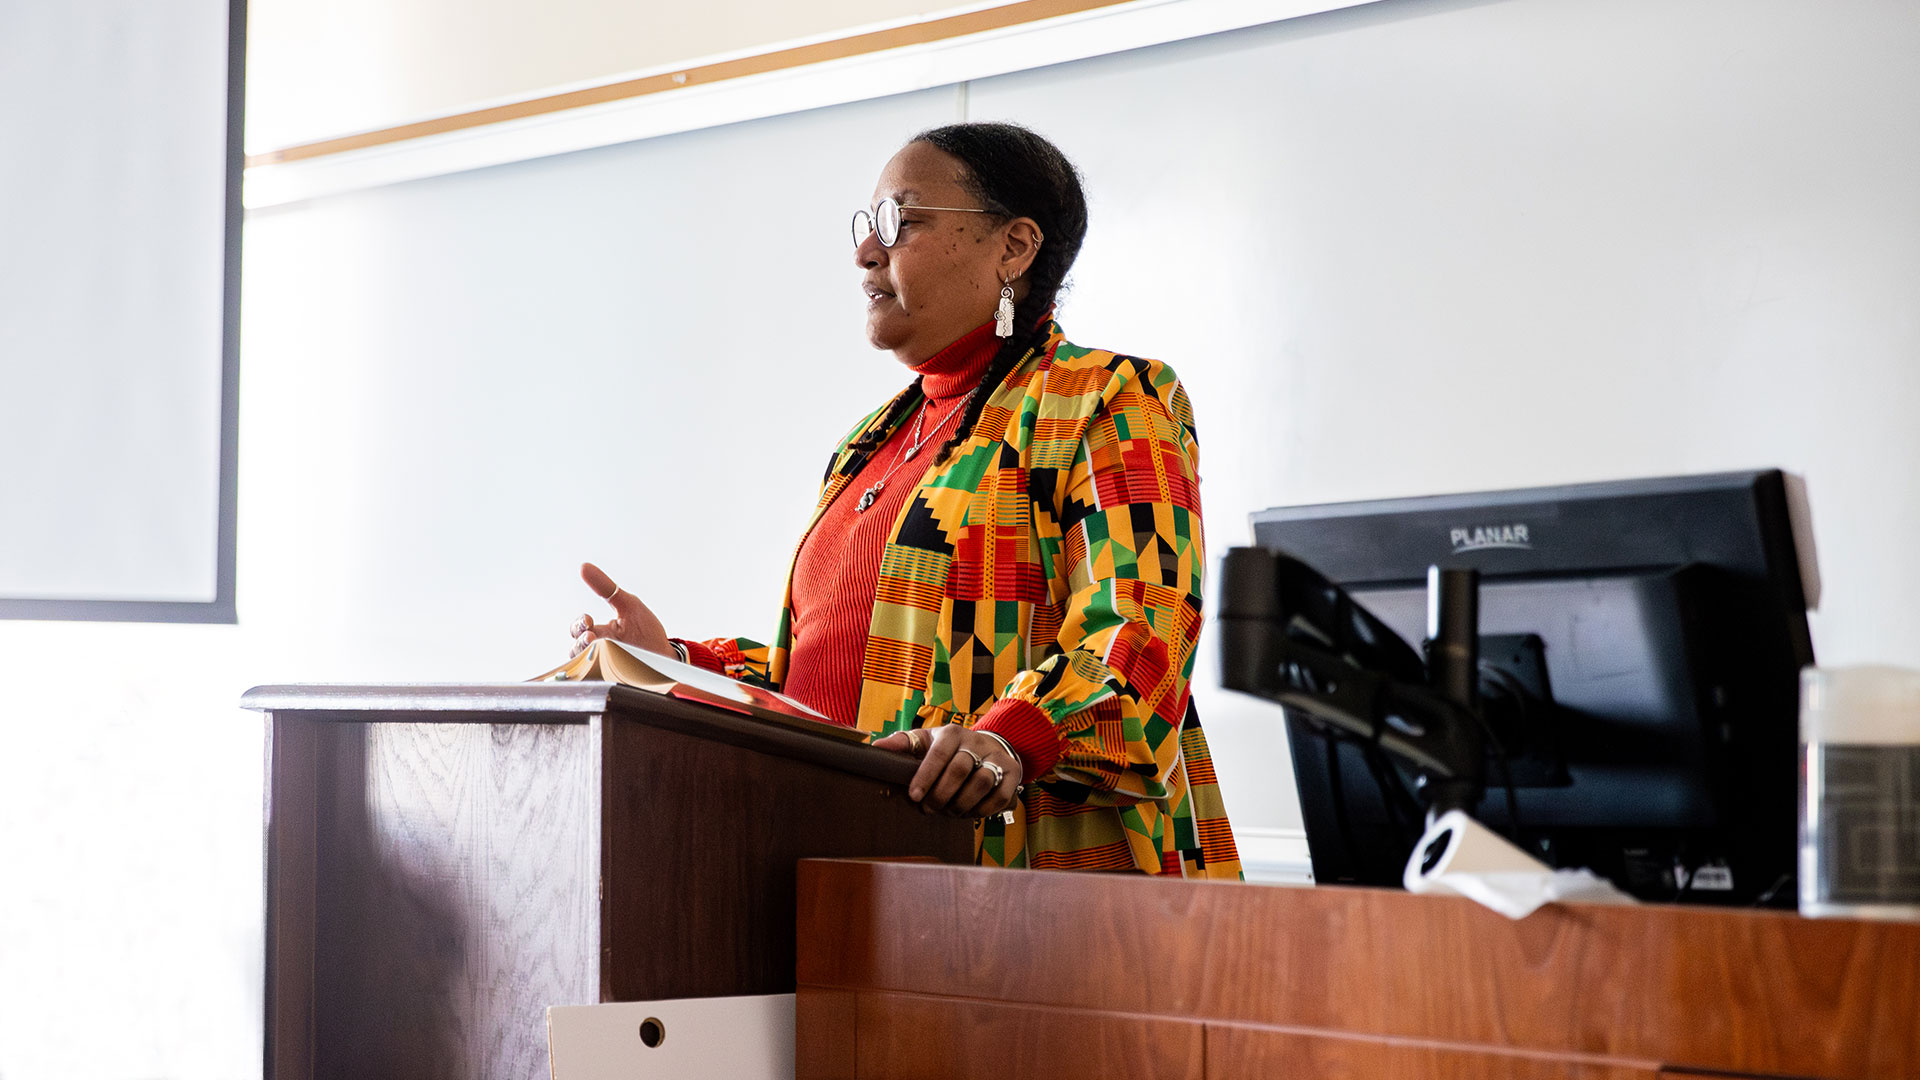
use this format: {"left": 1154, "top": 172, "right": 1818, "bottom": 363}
{"left": 693, "top": 320, "right": 1240, "bottom": 879}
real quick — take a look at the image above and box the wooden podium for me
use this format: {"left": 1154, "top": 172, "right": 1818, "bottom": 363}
{"left": 246, "top": 683, "right": 972, "bottom": 1080}
{"left": 795, "top": 859, "right": 1920, "bottom": 1080}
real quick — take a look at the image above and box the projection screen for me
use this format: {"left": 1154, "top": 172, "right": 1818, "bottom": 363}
{"left": 0, "top": 0, "right": 242, "bottom": 622}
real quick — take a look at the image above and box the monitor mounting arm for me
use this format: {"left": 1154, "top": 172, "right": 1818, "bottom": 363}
{"left": 1216, "top": 547, "right": 1487, "bottom": 819}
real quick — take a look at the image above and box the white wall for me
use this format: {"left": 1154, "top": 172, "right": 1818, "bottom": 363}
{"left": 247, "top": 0, "right": 1006, "bottom": 150}
{"left": 5, "top": 0, "right": 1919, "bottom": 1075}
{"left": 970, "top": 0, "right": 1920, "bottom": 830}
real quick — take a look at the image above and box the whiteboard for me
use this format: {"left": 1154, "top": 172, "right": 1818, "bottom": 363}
{"left": 0, "top": 0, "right": 241, "bottom": 621}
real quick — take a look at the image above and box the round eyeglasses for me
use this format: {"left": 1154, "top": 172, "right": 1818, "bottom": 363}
{"left": 851, "top": 196, "right": 994, "bottom": 248}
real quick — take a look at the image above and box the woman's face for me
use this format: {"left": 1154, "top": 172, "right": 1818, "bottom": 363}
{"left": 856, "top": 141, "right": 1034, "bottom": 364}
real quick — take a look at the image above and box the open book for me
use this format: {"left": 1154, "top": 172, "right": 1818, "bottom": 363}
{"left": 532, "top": 639, "right": 867, "bottom": 743}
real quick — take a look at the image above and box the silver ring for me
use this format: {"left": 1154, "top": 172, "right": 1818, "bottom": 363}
{"left": 981, "top": 760, "right": 1005, "bottom": 787}
{"left": 956, "top": 747, "right": 982, "bottom": 771}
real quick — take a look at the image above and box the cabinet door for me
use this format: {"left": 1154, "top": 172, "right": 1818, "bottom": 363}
{"left": 1205, "top": 1026, "right": 1662, "bottom": 1080}
{"left": 804, "top": 992, "right": 1204, "bottom": 1080}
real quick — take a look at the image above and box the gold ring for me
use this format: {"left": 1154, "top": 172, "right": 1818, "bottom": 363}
{"left": 906, "top": 729, "right": 925, "bottom": 753}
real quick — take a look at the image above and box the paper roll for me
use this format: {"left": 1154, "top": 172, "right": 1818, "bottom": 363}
{"left": 1405, "top": 810, "right": 1635, "bottom": 919}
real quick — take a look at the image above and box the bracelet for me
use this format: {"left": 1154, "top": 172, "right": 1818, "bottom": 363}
{"left": 671, "top": 641, "right": 690, "bottom": 664}
{"left": 976, "top": 730, "right": 1019, "bottom": 773}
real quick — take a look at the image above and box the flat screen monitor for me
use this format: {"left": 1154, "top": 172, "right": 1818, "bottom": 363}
{"left": 1249, "top": 470, "right": 1816, "bottom": 906}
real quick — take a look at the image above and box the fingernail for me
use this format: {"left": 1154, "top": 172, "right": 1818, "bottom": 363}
{"left": 909, "top": 787, "right": 922, "bottom": 800}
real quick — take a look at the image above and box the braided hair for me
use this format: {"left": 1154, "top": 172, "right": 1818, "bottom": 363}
{"left": 845, "top": 123, "right": 1090, "bottom": 468}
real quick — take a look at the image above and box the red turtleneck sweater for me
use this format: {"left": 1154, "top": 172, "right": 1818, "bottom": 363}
{"left": 782, "top": 319, "right": 1001, "bottom": 726}
{"left": 681, "top": 319, "right": 1065, "bottom": 787}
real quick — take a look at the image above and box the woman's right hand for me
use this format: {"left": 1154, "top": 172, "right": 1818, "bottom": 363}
{"left": 569, "top": 562, "right": 671, "bottom": 657}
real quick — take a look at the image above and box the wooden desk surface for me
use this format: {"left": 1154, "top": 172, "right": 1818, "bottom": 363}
{"left": 795, "top": 859, "right": 1920, "bottom": 1080}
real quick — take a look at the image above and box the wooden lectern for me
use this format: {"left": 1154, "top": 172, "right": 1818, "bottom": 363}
{"left": 246, "top": 683, "right": 972, "bottom": 1080}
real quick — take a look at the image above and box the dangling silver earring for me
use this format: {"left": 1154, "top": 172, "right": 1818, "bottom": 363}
{"left": 995, "top": 279, "right": 1016, "bottom": 338}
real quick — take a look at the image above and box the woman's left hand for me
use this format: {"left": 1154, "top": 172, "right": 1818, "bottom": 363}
{"left": 874, "top": 725, "right": 1023, "bottom": 818}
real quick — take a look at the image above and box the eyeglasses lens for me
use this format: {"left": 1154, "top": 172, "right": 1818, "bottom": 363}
{"left": 851, "top": 199, "right": 906, "bottom": 248}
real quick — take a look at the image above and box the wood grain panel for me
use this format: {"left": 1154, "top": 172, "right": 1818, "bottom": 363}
{"left": 306, "top": 719, "right": 598, "bottom": 1080}
{"left": 475, "top": 720, "right": 602, "bottom": 1067}
{"left": 795, "top": 988, "right": 858, "bottom": 1080}
{"left": 851, "top": 992, "right": 1203, "bottom": 1080}
{"left": 599, "top": 713, "right": 973, "bottom": 1001}
{"left": 1205, "top": 1026, "right": 1659, "bottom": 1080}
{"left": 796, "top": 861, "right": 1920, "bottom": 1080}
{"left": 264, "top": 715, "right": 319, "bottom": 1080}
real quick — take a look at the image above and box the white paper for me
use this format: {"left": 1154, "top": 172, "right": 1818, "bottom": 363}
{"left": 1404, "top": 809, "right": 1637, "bottom": 919}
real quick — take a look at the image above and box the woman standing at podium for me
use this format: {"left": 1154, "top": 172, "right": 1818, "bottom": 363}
{"left": 572, "top": 122, "right": 1239, "bottom": 879}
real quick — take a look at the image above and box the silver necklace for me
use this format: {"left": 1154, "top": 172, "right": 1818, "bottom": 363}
{"left": 854, "top": 395, "right": 968, "bottom": 513}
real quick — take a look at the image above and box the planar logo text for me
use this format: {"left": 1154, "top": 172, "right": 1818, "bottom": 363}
{"left": 1449, "top": 523, "right": 1532, "bottom": 554}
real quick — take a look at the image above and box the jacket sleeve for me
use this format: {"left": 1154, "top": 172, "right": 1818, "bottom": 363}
{"left": 676, "top": 636, "right": 777, "bottom": 687}
{"left": 974, "top": 359, "right": 1204, "bottom": 805}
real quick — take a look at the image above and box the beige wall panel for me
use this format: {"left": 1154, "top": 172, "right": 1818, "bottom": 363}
{"left": 246, "top": 0, "right": 1013, "bottom": 151}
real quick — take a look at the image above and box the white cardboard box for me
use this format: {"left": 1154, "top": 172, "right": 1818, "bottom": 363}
{"left": 547, "top": 993, "right": 795, "bottom": 1079}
